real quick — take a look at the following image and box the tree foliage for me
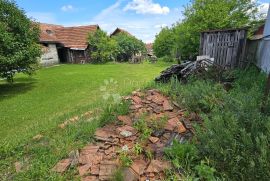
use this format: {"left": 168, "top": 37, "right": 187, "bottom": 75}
{"left": 153, "top": 27, "right": 175, "bottom": 58}
{"left": 88, "top": 29, "right": 118, "bottom": 63}
{"left": 0, "top": 0, "right": 41, "bottom": 82}
{"left": 112, "top": 32, "right": 146, "bottom": 62}
{"left": 153, "top": 0, "right": 260, "bottom": 60}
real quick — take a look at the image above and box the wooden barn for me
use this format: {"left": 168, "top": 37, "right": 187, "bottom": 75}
{"left": 39, "top": 23, "right": 99, "bottom": 65}
{"left": 199, "top": 28, "right": 248, "bottom": 68}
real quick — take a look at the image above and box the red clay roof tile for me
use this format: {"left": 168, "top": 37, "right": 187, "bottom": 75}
{"left": 39, "top": 23, "right": 99, "bottom": 50}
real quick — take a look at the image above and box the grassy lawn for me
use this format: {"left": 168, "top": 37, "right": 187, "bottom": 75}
{"left": 0, "top": 62, "right": 171, "bottom": 180}
{"left": 0, "top": 62, "right": 169, "bottom": 150}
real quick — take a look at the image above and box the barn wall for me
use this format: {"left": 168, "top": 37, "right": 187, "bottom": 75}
{"left": 257, "top": 39, "right": 270, "bottom": 73}
{"left": 199, "top": 29, "right": 247, "bottom": 69}
{"left": 40, "top": 44, "right": 59, "bottom": 66}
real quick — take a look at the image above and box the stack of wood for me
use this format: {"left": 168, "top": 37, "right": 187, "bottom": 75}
{"left": 155, "top": 56, "right": 214, "bottom": 83}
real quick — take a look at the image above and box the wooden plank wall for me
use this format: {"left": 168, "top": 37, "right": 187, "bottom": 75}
{"left": 200, "top": 29, "right": 247, "bottom": 68}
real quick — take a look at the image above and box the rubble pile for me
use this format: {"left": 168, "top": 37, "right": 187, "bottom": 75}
{"left": 155, "top": 57, "right": 215, "bottom": 83}
{"left": 52, "top": 89, "right": 200, "bottom": 181}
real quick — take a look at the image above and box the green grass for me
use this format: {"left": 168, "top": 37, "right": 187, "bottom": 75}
{"left": 0, "top": 62, "right": 168, "bottom": 147}
{"left": 0, "top": 62, "right": 170, "bottom": 180}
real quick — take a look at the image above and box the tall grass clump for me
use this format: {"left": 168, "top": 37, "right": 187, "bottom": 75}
{"left": 163, "top": 67, "right": 270, "bottom": 180}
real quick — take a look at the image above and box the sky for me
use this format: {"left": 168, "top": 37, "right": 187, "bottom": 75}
{"left": 16, "top": 0, "right": 269, "bottom": 43}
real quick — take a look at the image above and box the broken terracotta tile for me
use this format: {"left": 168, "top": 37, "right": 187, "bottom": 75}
{"left": 151, "top": 94, "right": 165, "bottom": 105}
{"left": 130, "top": 159, "right": 147, "bottom": 176}
{"left": 78, "top": 164, "right": 91, "bottom": 176}
{"left": 81, "top": 176, "right": 99, "bottom": 181}
{"left": 165, "top": 112, "right": 178, "bottom": 119}
{"left": 99, "top": 160, "right": 118, "bottom": 180}
{"left": 95, "top": 128, "right": 117, "bottom": 140}
{"left": 123, "top": 167, "right": 139, "bottom": 181}
{"left": 153, "top": 106, "right": 163, "bottom": 114}
{"left": 90, "top": 165, "right": 100, "bottom": 175}
{"left": 140, "top": 176, "right": 148, "bottom": 181}
{"left": 163, "top": 100, "right": 174, "bottom": 111}
{"left": 80, "top": 145, "right": 99, "bottom": 155}
{"left": 164, "top": 117, "right": 179, "bottom": 131}
{"left": 92, "top": 153, "right": 104, "bottom": 165}
{"left": 132, "top": 96, "right": 142, "bottom": 104}
{"left": 177, "top": 122, "right": 187, "bottom": 134}
{"left": 116, "top": 125, "right": 137, "bottom": 137}
{"left": 149, "top": 137, "right": 159, "bottom": 144}
{"left": 130, "top": 104, "right": 143, "bottom": 110}
{"left": 52, "top": 159, "right": 71, "bottom": 173}
{"left": 105, "top": 146, "right": 115, "bottom": 155}
{"left": 118, "top": 115, "right": 133, "bottom": 126}
{"left": 145, "top": 160, "right": 171, "bottom": 173}
{"left": 79, "top": 146, "right": 100, "bottom": 164}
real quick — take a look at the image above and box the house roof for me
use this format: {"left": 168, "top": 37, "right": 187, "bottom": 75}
{"left": 39, "top": 23, "right": 99, "bottom": 50}
{"left": 110, "top": 28, "right": 132, "bottom": 37}
{"left": 145, "top": 43, "right": 153, "bottom": 51}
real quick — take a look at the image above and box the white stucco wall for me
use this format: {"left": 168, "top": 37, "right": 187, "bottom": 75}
{"left": 40, "top": 44, "right": 59, "bottom": 66}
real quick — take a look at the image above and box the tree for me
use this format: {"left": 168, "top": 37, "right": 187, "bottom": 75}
{"left": 0, "top": 0, "right": 41, "bottom": 82}
{"left": 88, "top": 29, "right": 118, "bottom": 63}
{"left": 154, "top": 0, "right": 260, "bottom": 60}
{"left": 112, "top": 32, "right": 146, "bottom": 62}
{"left": 153, "top": 27, "right": 176, "bottom": 58}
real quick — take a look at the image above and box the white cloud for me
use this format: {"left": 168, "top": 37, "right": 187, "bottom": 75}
{"left": 154, "top": 24, "right": 167, "bottom": 29}
{"left": 95, "top": 0, "right": 123, "bottom": 20}
{"left": 66, "top": 1, "right": 181, "bottom": 43}
{"left": 124, "top": 0, "right": 170, "bottom": 15}
{"left": 61, "top": 5, "right": 74, "bottom": 12}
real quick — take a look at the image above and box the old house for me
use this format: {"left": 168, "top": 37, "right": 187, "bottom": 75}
{"left": 145, "top": 43, "right": 154, "bottom": 56}
{"left": 39, "top": 23, "right": 99, "bottom": 65}
{"left": 110, "top": 28, "right": 131, "bottom": 37}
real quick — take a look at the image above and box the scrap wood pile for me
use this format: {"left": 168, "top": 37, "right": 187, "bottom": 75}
{"left": 52, "top": 89, "right": 201, "bottom": 181}
{"left": 155, "top": 56, "right": 215, "bottom": 83}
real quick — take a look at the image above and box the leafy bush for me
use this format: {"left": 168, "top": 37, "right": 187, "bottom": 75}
{"left": 166, "top": 68, "right": 270, "bottom": 180}
{"left": 173, "top": 80, "right": 226, "bottom": 113}
{"left": 112, "top": 32, "right": 146, "bottom": 62}
{"left": 165, "top": 141, "right": 218, "bottom": 180}
{"left": 88, "top": 29, "right": 118, "bottom": 63}
{"left": 0, "top": 0, "right": 41, "bottom": 82}
{"left": 165, "top": 141, "right": 198, "bottom": 172}
{"left": 153, "top": 27, "right": 176, "bottom": 58}
{"left": 195, "top": 69, "right": 270, "bottom": 180}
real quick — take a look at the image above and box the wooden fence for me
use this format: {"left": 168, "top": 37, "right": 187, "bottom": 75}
{"left": 199, "top": 28, "right": 248, "bottom": 68}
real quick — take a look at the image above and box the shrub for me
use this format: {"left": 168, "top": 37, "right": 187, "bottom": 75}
{"left": 88, "top": 29, "right": 118, "bottom": 63}
{"left": 166, "top": 68, "right": 270, "bottom": 180}
{"left": 112, "top": 32, "right": 146, "bottom": 62}
{"left": 0, "top": 0, "right": 41, "bottom": 82}
{"left": 173, "top": 80, "right": 226, "bottom": 113}
{"left": 195, "top": 69, "right": 270, "bottom": 180}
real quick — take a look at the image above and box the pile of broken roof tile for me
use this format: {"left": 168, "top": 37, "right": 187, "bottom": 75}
{"left": 52, "top": 89, "right": 199, "bottom": 181}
